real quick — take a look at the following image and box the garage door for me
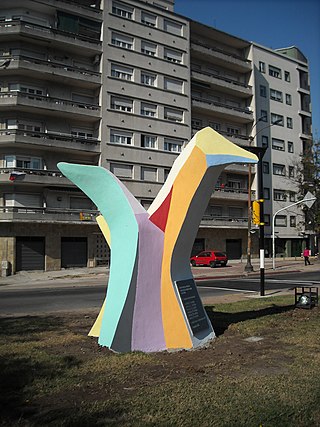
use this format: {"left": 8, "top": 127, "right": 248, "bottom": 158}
{"left": 16, "top": 237, "right": 45, "bottom": 271}
{"left": 226, "top": 239, "right": 242, "bottom": 260}
{"left": 61, "top": 237, "right": 87, "bottom": 268}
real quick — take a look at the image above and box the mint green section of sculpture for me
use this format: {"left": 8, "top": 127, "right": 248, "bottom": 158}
{"left": 57, "top": 162, "right": 139, "bottom": 347}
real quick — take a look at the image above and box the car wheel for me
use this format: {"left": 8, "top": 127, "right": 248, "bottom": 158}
{"left": 191, "top": 260, "right": 196, "bottom": 267}
{"left": 210, "top": 261, "right": 216, "bottom": 268}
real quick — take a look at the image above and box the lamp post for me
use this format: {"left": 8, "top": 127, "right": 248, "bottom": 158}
{"left": 272, "top": 195, "right": 316, "bottom": 270}
{"left": 242, "top": 117, "right": 282, "bottom": 294}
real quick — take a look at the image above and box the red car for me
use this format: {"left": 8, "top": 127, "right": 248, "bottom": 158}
{"left": 190, "top": 250, "right": 228, "bottom": 268}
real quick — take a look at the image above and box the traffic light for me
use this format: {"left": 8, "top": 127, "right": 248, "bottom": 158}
{"left": 252, "top": 200, "right": 264, "bottom": 225}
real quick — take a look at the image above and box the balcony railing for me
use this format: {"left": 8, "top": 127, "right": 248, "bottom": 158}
{"left": 0, "top": 167, "right": 64, "bottom": 178}
{"left": 0, "top": 19, "right": 102, "bottom": 46}
{"left": 214, "top": 186, "right": 256, "bottom": 198}
{"left": 0, "top": 92, "right": 100, "bottom": 114}
{"left": 0, "top": 206, "right": 99, "bottom": 222}
{"left": 192, "top": 96, "right": 253, "bottom": 116}
{"left": 192, "top": 126, "right": 251, "bottom": 143}
{"left": 192, "top": 39, "right": 251, "bottom": 65}
{"left": 191, "top": 68, "right": 251, "bottom": 90}
{"left": 201, "top": 215, "right": 248, "bottom": 227}
{"left": 5, "top": 55, "right": 101, "bottom": 80}
{"left": 0, "top": 129, "right": 100, "bottom": 147}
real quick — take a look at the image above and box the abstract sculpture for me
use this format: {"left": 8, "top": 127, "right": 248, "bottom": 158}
{"left": 58, "top": 127, "right": 258, "bottom": 353}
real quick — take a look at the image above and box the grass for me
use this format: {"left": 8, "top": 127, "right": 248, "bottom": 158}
{"left": 0, "top": 296, "right": 320, "bottom": 426}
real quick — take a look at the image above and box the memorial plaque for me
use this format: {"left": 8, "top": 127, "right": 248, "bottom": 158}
{"left": 176, "top": 279, "right": 210, "bottom": 334}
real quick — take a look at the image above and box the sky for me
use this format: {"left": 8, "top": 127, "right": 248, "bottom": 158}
{"left": 174, "top": 0, "right": 320, "bottom": 137}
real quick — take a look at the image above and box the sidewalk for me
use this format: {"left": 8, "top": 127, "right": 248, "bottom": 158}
{"left": 1, "top": 257, "right": 318, "bottom": 288}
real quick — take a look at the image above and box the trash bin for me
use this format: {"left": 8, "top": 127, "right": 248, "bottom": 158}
{"left": 1, "top": 260, "right": 12, "bottom": 277}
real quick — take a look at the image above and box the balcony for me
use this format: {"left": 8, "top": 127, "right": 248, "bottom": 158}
{"left": 192, "top": 96, "right": 253, "bottom": 123}
{"left": 213, "top": 186, "right": 255, "bottom": 202}
{"left": 200, "top": 215, "right": 248, "bottom": 229}
{"left": 191, "top": 41, "right": 252, "bottom": 72}
{"left": 191, "top": 69, "right": 252, "bottom": 97}
{"left": 0, "top": 20, "right": 102, "bottom": 55}
{"left": 0, "top": 92, "right": 101, "bottom": 121}
{"left": 1, "top": 55, "right": 101, "bottom": 88}
{"left": 39, "top": 0, "right": 102, "bottom": 18}
{"left": 0, "top": 167, "right": 70, "bottom": 186}
{"left": 0, "top": 129, "right": 100, "bottom": 153}
{"left": 192, "top": 126, "right": 251, "bottom": 146}
{"left": 0, "top": 206, "right": 99, "bottom": 224}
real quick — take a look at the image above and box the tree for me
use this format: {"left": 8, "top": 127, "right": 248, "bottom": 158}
{"left": 296, "top": 134, "right": 320, "bottom": 235}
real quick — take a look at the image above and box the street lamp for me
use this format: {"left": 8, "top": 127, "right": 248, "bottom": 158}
{"left": 244, "top": 117, "right": 282, "bottom": 274}
{"left": 272, "top": 194, "right": 316, "bottom": 270}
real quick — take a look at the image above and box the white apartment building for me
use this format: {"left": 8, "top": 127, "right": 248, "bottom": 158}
{"left": 0, "top": 0, "right": 312, "bottom": 273}
{"left": 250, "top": 44, "right": 312, "bottom": 257}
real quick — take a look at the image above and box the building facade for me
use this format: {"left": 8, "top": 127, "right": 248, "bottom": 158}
{"left": 0, "top": 0, "right": 312, "bottom": 273}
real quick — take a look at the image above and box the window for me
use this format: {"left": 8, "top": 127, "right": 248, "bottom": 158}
{"left": 141, "top": 103, "right": 157, "bottom": 117}
{"left": 164, "top": 107, "right": 183, "bottom": 122}
{"left": 290, "top": 216, "right": 296, "bottom": 227}
{"left": 229, "top": 207, "right": 243, "bottom": 218}
{"left": 286, "top": 94, "right": 292, "bottom": 105}
{"left": 260, "top": 85, "right": 267, "bottom": 97}
{"left": 110, "top": 162, "right": 133, "bottom": 178}
{"left": 259, "top": 61, "right": 265, "bottom": 73}
{"left": 57, "top": 11, "right": 101, "bottom": 40}
{"left": 163, "top": 19, "right": 182, "bottom": 36}
{"left": 289, "top": 166, "right": 295, "bottom": 178}
{"left": 110, "top": 129, "right": 132, "bottom": 145}
{"left": 271, "top": 113, "right": 284, "bottom": 126}
{"left": 164, "top": 77, "right": 183, "bottom": 93}
{"left": 110, "top": 96, "right": 133, "bottom": 112}
{"left": 270, "top": 89, "right": 283, "bottom": 102}
{"left": 210, "top": 122, "right": 221, "bottom": 131}
{"left": 164, "top": 168, "right": 170, "bottom": 181}
{"left": 111, "top": 63, "right": 133, "bottom": 80}
{"left": 275, "top": 215, "right": 287, "bottom": 227}
{"left": 287, "top": 117, "right": 293, "bottom": 129}
{"left": 284, "top": 71, "right": 290, "bottom": 82}
{"left": 9, "top": 83, "right": 44, "bottom": 97}
{"left": 273, "top": 163, "right": 285, "bottom": 176}
{"left": 288, "top": 141, "right": 294, "bottom": 153}
{"left": 227, "top": 126, "right": 239, "bottom": 135}
{"left": 140, "top": 199, "right": 153, "bottom": 209}
{"left": 10, "top": 119, "right": 42, "bottom": 133}
{"left": 141, "top": 134, "right": 157, "bottom": 149}
{"left": 112, "top": 2, "right": 133, "bottom": 19}
{"left": 164, "top": 138, "right": 183, "bottom": 153}
{"left": 141, "top": 40, "right": 157, "bottom": 56}
{"left": 192, "top": 118, "right": 202, "bottom": 129}
{"left": 5, "top": 155, "right": 42, "bottom": 169}
{"left": 269, "top": 65, "right": 282, "bottom": 79}
{"left": 4, "top": 193, "right": 42, "bottom": 208}
{"left": 264, "top": 214, "right": 270, "bottom": 226}
{"left": 289, "top": 192, "right": 296, "bottom": 202}
{"left": 262, "top": 135, "right": 269, "bottom": 148}
{"left": 264, "top": 188, "right": 270, "bottom": 199}
{"left": 141, "top": 11, "right": 156, "bottom": 27}
{"left": 141, "top": 72, "right": 156, "bottom": 86}
{"left": 260, "top": 110, "right": 268, "bottom": 121}
{"left": 71, "top": 128, "right": 93, "bottom": 139}
{"left": 141, "top": 166, "right": 157, "bottom": 181}
{"left": 274, "top": 190, "right": 287, "bottom": 201}
{"left": 263, "top": 162, "right": 269, "bottom": 174}
{"left": 164, "top": 48, "right": 182, "bottom": 64}
{"left": 111, "top": 32, "right": 133, "bottom": 49}
{"left": 272, "top": 138, "right": 285, "bottom": 151}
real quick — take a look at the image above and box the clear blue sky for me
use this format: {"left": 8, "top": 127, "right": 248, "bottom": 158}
{"left": 175, "top": 0, "right": 320, "bottom": 137}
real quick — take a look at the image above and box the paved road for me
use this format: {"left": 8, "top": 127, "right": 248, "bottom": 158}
{"left": 1, "top": 271, "right": 319, "bottom": 316}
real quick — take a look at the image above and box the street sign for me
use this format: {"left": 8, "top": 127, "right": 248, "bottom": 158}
{"left": 303, "top": 191, "right": 316, "bottom": 209}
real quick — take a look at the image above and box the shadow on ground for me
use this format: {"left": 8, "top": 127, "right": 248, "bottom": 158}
{"left": 205, "top": 304, "right": 295, "bottom": 336}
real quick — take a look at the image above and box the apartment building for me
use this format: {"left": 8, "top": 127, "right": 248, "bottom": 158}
{"left": 250, "top": 44, "right": 312, "bottom": 257}
{"left": 0, "top": 0, "right": 312, "bottom": 273}
{"left": 0, "top": 0, "right": 103, "bottom": 272}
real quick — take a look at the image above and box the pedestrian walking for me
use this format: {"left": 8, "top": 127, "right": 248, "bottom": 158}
{"left": 303, "top": 247, "right": 311, "bottom": 266}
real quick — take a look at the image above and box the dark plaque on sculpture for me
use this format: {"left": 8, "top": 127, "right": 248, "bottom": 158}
{"left": 176, "top": 279, "right": 209, "bottom": 334}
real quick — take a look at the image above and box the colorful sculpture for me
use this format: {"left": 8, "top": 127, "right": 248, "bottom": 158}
{"left": 58, "top": 127, "right": 258, "bottom": 353}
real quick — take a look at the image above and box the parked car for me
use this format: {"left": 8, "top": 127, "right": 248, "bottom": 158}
{"left": 190, "top": 250, "right": 228, "bottom": 268}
